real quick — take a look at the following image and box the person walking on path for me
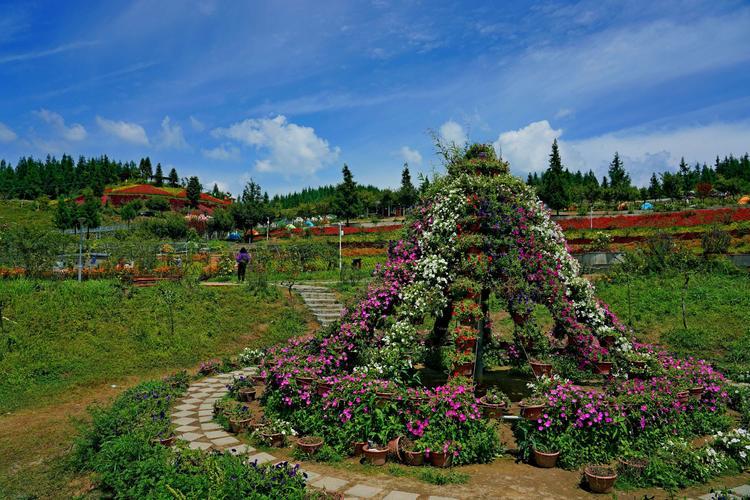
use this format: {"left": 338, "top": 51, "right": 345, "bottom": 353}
{"left": 236, "top": 247, "right": 250, "bottom": 282}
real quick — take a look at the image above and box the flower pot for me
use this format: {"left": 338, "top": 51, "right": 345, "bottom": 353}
{"left": 363, "top": 446, "right": 388, "bottom": 466}
{"left": 229, "top": 417, "right": 253, "bottom": 434}
{"left": 252, "top": 375, "right": 265, "bottom": 385}
{"left": 595, "top": 361, "right": 613, "bottom": 376}
{"left": 152, "top": 435, "right": 176, "bottom": 447}
{"left": 584, "top": 465, "right": 617, "bottom": 494}
{"left": 238, "top": 387, "right": 256, "bottom": 402}
{"left": 261, "top": 432, "right": 284, "bottom": 447}
{"left": 529, "top": 360, "right": 552, "bottom": 378}
{"left": 387, "top": 436, "right": 402, "bottom": 461}
{"left": 352, "top": 441, "right": 367, "bottom": 457}
{"left": 401, "top": 449, "right": 425, "bottom": 466}
{"left": 689, "top": 386, "right": 703, "bottom": 397}
{"left": 676, "top": 391, "right": 689, "bottom": 404}
{"left": 533, "top": 448, "right": 560, "bottom": 468}
{"left": 297, "top": 437, "right": 324, "bottom": 455}
{"left": 455, "top": 337, "right": 477, "bottom": 351}
{"left": 453, "top": 362, "right": 474, "bottom": 378}
{"left": 316, "top": 382, "right": 332, "bottom": 397}
{"left": 479, "top": 397, "right": 507, "bottom": 419}
{"left": 376, "top": 391, "right": 394, "bottom": 401}
{"left": 520, "top": 402, "right": 545, "bottom": 420}
{"left": 631, "top": 360, "right": 646, "bottom": 370}
{"left": 429, "top": 450, "right": 452, "bottom": 468}
{"left": 617, "top": 457, "right": 648, "bottom": 478}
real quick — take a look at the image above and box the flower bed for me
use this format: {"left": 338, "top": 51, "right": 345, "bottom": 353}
{"left": 557, "top": 207, "right": 750, "bottom": 231}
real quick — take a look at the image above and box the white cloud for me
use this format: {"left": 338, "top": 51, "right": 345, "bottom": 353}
{"left": 212, "top": 115, "right": 340, "bottom": 176}
{"left": 399, "top": 146, "right": 422, "bottom": 165}
{"left": 493, "top": 120, "right": 563, "bottom": 176}
{"left": 96, "top": 116, "right": 149, "bottom": 145}
{"left": 554, "top": 108, "right": 574, "bottom": 119}
{"left": 0, "top": 122, "right": 17, "bottom": 142}
{"left": 202, "top": 144, "right": 240, "bottom": 161}
{"left": 190, "top": 115, "right": 206, "bottom": 132}
{"left": 439, "top": 120, "right": 467, "bottom": 146}
{"left": 494, "top": 119, "right": 750, "bottom": 186}
{"left": 33, "top": 109, "right": 87, "bottom": 141}
{"left": 0, "top": 40, "right": 98, "bottom": 64}
{"left": 158, "top": 116, "right": 188, "bottom": 149}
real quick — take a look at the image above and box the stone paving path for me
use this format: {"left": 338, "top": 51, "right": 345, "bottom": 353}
{"left": 698, "top": 485, "right": 750, "bottom": 500}
{"left": 292, "top": 284, "right": 345, "bottom": 327}
{"left": 171, "top": 367, "right": 454, "bottom": 500}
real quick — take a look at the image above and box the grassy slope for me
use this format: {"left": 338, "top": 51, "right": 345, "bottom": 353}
{"left": 594, "top": 272, "right": 750, "bottom": 373}
{"left": 0, "top": 199, "right": 54, "bottom": 229}
{"left": 0, "top": 280, "right": 313, "bottom": 498}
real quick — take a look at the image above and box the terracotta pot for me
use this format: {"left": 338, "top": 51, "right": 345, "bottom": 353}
{"left": 429, "top": 450, "right": 452, "bottom": 468}
{"left": 584, "top": 465, "right": 617, "bottom": 494}
{"left": 455, "top": 337, "right": 477, "bottom": 351}
{"left": 261, "top": 432, "right": 284, "bottom": 447}
{"left": 529, "top": 360, "right": 552, "bottom": 378}
{"left": 601, "top": 335, "right": 616, "bottom": 348}
{"left": 229, "top": 417, "right": 254, "bottom": 434}
{"left": 252, "top": 375, "right": 265, "bottom": 385}
{"left": 363, "top": 446, "right": 388, "bottom": 466}
{"left": 676, "top": 391, "right": 689, "bottom": 404}
{"left": 238, "top": 387, "right": 256, "bottom": 402}
{"left": 352, "top": 441, "right": 367, "bottom": 457}
{"left": 689, "top": 386, "right": 704, "bottom": 396}
{"left": 297, "top": 437, "right": 324, "bottom": 455}
{"left": 453, "top": 362, "right": 474, "bottom": 378}
{"left": 520, "top": 402, "right": 545, "bottom": 420}
{"left": 152, "top": 435, "right": 176, "bottom": 447}
{"left": 595, "top": 361, "right": 613, "bottom": 376}
{"left": 316, "top": 382, "right": 332, "bottom": 397}
{"left": 387, "top": 436, "right": 402, "bottom": 461}
{"left": 479, "top": 397, "right": 507, "bottom": 419}
{"left": 401, "top": 449, "right": 425, "bottom": 466}
{"left": 533, "top": 449, "right": 560, "bottom": 468}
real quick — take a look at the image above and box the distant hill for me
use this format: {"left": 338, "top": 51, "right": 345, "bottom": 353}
{"left": 73, "top": 184, "right": 232, "bottom": 213}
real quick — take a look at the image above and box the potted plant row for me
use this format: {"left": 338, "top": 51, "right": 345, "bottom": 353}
{"left": 479, "top": 387, "right": 511, "bottom": 419}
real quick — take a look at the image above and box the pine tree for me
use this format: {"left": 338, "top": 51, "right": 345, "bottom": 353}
{"left": 54, "top": 197, "right": 73, "bottom": 230}
{"left": 539, "top": 139, "right": 569, "bottom": 215}
{"left": 186, "top": 176, "right": 202, "bottom": 208}
{"left": 398, "top": 163, "right": 418, "bottom": 212}
{"left": 608, "top": 152, "right": 631, "bottom": 202}
{"left": 211, "top": 183, "right": 221, "bottom": 198}
{"left": 154, "top": 163, "right": 164, "bottom": 186}
{"left": 332, "top": 164, "right": 361, "bottom": 225}
{"left": 678, "top": 157, "right": 691, "bottom": 195}
{"left": 230, "top": 179, "right": 269, "bottom": 242}
{"left": 168, "top": 168, "right": 179, "bottom": 187}
{"left": 648, "top": 173, "right": 661, "bottom": 199}
{"left": 139, "top": 157, "right": 153, "bottom": 181}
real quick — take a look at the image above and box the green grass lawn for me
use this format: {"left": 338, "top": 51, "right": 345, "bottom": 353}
{"left": 0, "top": 279, "right": 310, "bottom": 411}
{"left": 594, "top": 272, "right": 750, "bottom": 376}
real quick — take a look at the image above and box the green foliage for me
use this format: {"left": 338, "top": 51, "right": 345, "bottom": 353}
{"left": 0, "top": 224, "right": 73, "bottom": 276}
{"left": 332, "top": 164, "right": 361, "bottom": 224}
{"left": 145, "top": 196, "right": 170, "bottom": 212}
{"left": 417, "top": 468, "right": 469, "bottom": 485}
{"left": 231, "top": 179, "right": 270, "bottom": 238}
{"left": 539, "top": 139, "right": 569, "bottom": 214}
{"left": 0, "top": 279, "right": 307, "bottom": 411}
{"left": 74, "top": 378, "right": 307, "bottom": 499}
{"left": 138, "top": 212, "right": 189, "bottom": 239}
{"left": 701, "top": 225, "right": 731, "bottom": 255}
{"left": 119, "top": 200, "right": 139, "bottom": 225}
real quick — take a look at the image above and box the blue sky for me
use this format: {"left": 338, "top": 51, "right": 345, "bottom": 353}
{"left": 1, "top": 0, "right": 749, "bottom": 196}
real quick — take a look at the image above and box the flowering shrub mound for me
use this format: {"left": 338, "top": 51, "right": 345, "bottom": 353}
{"left": 258, "top": 144, "right": 733, "bottom": 473}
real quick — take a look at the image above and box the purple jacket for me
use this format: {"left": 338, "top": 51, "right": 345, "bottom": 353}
{"left": 236, "top": 252, "right": 250, "bottom": 264}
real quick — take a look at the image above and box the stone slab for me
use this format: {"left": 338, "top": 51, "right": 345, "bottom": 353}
{"left": 200, "top": 423, "right": 222, "bottom": 431}
{"left": 172, "top": 417, "right": 197, "bottom": 426}
{"left": 188, "top": 441, "right": 212, "bottom": 450}
{"left": 205, "top": 430, "right": 230, "bottom": 439}
{"left": 300, "top": 470, "right": 321, "bottom": 483}
{"left": 198, "top": 415, "right": 213, "bottom": 423}
{"left": 212, "top": 436, "right": 240, "bottom": 447}
{"left": 198, "top": 410, "right": 213, "bottom": 417}
{"left": 246, "top": 452, "right": 276, "bottom": 465}
{"left": 178, "top": 432, "right": 204, "bottom": 442}
{"left": 344, "top": 484, "right": 383, "bottom": 498}
{"left": 173, "top": 410, "right": 196, "bottom": 418}
{"left": 383, "top": 491, "right": 419, "bottom": 500}
{"left": 427, "top": 497, "right": 459, "bottom": 500}
{"left": 311, "top": 476, "right": 348, "bottom": 492}
{"left": 175, "top": 425, "right": 199, "bottom": 433}
{"left": 226, "top": 444, "right": 255, "bottom": 455}
{"left": 731, "top": 485, "right": 750, "bottom": 496}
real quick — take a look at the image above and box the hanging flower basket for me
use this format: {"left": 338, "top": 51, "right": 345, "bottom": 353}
{"left": 584, "top": 465, "right": 617, "bottom": 493}
{"left": 676, "top": 391, "right": 689, "bottom": 404}
{"left": 594, "top": 361, "right": 613, "bottom": 376}
{"left": 529, "top": 360, "right": 552, "bottom": 378}
{"left": 533, "top": 448, "right": 560, "bottom": 468}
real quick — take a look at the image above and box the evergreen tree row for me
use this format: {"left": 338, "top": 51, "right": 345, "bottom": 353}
{"left": 0, "top": 155, "right": 180, "bottom": 200}
{"left": 530, "top": 140, "right": 750, "bottom": 211}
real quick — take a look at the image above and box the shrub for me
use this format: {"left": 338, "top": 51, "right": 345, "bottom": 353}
{"left": 701, "top": 225, "right": 731, "bottom": 255}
